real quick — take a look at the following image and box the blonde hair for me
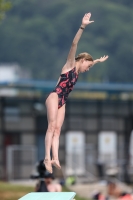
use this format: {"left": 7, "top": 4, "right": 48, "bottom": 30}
{"left": 75, "top": 52, "right": 93, "bottom": 62}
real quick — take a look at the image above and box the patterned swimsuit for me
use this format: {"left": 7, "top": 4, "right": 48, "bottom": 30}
{"left": 53, "top": 67, "right": 78, "bottom": 109}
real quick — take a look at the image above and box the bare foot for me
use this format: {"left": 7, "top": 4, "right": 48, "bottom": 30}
{"left": 43, "top": 159, "right": 52, "bottom": 173}
{"left": 51, "top": 159, "right": 61, "bottom": 169}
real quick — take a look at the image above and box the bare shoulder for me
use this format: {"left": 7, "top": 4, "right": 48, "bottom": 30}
{"left": 61, "top": 62, "right": 75, "bottom": 74}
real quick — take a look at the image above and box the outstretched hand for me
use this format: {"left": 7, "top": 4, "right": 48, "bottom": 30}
{"left": 93, "top": 55, "right": 109, "bottom": 66}
{"left": 82, "top": 13, "right": 94, "bottom": 26}
{"left": 99, "top": 55, "right": 109, "bottom": 62}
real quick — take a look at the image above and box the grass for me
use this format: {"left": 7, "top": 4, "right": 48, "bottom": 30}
{"left": 0, "top": 181, "right": 34, "bottom": 200}
{"left": 0, "top": 181, "right": 88, "bottom": 200}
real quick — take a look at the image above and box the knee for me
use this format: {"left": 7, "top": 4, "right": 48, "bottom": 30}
{"left": 48, "top": 122, "right": 56, "bottom": 133}
{"left": 54, "top": 126, "right": 61, "bottom": 137}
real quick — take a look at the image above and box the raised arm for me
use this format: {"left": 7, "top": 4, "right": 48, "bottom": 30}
{"left": 65, "top": 13, "right": 94, "bottom": 69}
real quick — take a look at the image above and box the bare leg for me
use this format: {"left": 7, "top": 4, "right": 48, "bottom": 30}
{"left": 51, "top": 104, "right": 65, "bottom": 169}
{"left": 44, "top": 93, "right": 58, "bottom": 173}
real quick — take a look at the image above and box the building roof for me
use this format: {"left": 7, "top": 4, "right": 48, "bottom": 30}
{"left": 0, "top": 80, "right": 133, "bottom": 93}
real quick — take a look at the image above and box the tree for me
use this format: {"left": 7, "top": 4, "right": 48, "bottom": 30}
{"left": 0, "top": 0, "right": 11, "bottom": 20}
{"left": 0, "top": 0, "right": 133, "bottom": 82}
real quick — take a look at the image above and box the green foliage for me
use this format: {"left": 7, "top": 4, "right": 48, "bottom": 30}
{"left": 110, "top": 0, "right": 133, "bottom": 7}
{"left": 0, "top": 0, "right": 133, "bottom": 82}
{"left": 0, "top": 0, "right": 11, "bottom": 20}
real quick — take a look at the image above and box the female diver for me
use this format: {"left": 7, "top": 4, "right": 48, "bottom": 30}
{"left": 44, "top": 13, "right": 108, "bottom": 173}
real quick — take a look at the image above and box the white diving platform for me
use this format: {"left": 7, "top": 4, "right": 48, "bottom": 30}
{"left": 19, "top": 192, "right": 76, "bottom": 200}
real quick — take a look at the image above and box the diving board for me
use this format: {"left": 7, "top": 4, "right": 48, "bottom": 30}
{"left": 19, "top": 192, "right": 76, "bottom": 200}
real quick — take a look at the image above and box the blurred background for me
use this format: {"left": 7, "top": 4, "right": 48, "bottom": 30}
{"left": 0, "top": 0, "right": 133, "bottom": 200}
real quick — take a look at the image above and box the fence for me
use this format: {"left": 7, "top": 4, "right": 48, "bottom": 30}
{"left": 6, "top": 145, "right": 37, "bottom": 180}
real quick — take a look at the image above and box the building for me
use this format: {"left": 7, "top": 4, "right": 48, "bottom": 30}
{"left": 0, "top": 81, "right": 133, "bottom": 182}
{"left": 0, "top": 63, "right": 31, "bottom": 96}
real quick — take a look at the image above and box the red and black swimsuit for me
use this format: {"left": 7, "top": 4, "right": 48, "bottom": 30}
{"left": 53, "top": 67, "right": 78, "bottom": 109}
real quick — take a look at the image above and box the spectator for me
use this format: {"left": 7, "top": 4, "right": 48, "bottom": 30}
{"left": 31, "top": 160, "right": 62, "bottom": 192}
{"left": 107, "top": 180, "right": 132, "bottom": 200}
{"left": 35, "top": 171, "right": 62, "bottom": 192}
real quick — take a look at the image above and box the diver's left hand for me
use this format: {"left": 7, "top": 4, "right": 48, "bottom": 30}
{"left": 99, "top": 55, "right": 109, "bottom": 62}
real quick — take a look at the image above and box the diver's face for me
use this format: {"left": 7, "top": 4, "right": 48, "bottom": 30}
{"left": 79, "top": 59, "right": 93, "bottom": 73}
